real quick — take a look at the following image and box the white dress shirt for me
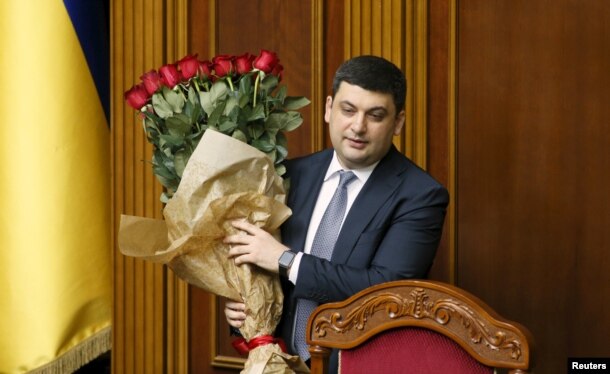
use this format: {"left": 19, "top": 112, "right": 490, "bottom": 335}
{"left": 288, "top": 152, "right": 378, "bottom": 284}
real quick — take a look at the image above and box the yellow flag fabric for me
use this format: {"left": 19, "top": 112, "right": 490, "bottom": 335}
{"left": 0, "top": 2, "right": 111, "bottom": 373}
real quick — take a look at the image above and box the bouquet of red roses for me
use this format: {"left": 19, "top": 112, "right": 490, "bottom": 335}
{"left": 120, "top": 50, "right": 310, "bottom": 373}
{"left": 124, "top": 50, "right": 308, "bottom": 201}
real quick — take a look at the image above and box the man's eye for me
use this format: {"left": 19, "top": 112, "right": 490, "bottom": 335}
{"left": 342, "top": 108, "right": 355, "bottom": 115}
{"left": 369, "top": 113, "right": 385, "bottom": 121}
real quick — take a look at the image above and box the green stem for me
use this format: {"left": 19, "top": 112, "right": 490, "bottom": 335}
{"left": 253, "top": 72, "right": 261, "bottom": 107}
{"left": 227, "top": 76, "right": 235, "bottom": 92}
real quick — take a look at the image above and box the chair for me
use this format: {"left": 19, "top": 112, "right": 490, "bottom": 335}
{"left": 306, "top": 280, "right": 534, "bottom": 374}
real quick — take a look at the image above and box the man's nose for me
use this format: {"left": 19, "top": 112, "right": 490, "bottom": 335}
{"left": 351, "top": 113, "right": 366, "bottom": 134}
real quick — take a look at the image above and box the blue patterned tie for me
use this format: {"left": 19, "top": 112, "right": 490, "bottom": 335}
{"left": 293, "top": 170, "right": 357, "bottom": 360}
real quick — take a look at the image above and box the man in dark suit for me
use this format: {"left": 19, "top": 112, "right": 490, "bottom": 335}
{"left": 224, "top": 55, "right": 449, "bottom": 372}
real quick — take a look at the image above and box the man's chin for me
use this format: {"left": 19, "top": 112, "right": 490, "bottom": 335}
{"left": 338, "top": 152, "right": 371, "bottom": 169}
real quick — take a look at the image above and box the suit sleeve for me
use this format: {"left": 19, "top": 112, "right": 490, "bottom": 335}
{"left": 292, "top": 184, "right": 449, "bottom": 303}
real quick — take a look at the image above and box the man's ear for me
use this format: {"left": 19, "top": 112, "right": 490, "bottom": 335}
{"left": 324, "top": 96, "right": 333, "bottom": 123}
{"left": 393, "top": 110, "right": 406, "bottom": 135}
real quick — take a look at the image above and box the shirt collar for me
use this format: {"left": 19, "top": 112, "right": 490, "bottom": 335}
{"left": 324, "top": 152, "right": 379, "bottom": 183}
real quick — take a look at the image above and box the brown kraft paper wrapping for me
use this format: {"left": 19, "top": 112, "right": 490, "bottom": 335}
{"left": 118, "top": 130, "right": 309, "bottom": 373}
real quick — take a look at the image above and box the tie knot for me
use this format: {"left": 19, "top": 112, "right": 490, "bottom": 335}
{"left": 338, "top": 170, "right": 357, "bottom": 189}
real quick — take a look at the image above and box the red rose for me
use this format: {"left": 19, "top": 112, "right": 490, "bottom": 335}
{"left": 212, "top": 55, "right": 234, "bottom": 77}
{"left": 235, "top": 53, "right": 254, "bottom": 75}
{"left": 159, "top": 63, "right": 181, "bottom": 88}
{"left": 198, "top": 60, "right": 212, "bottom": 80}
{"left": 140, "top": 70, "right": 162, "bottom": 94}
{"left": 253, "top": 50, "right": 280, "bottom": 74}
{"left": 271, "top": 63, "right": 284, "bottom": 81}
{"left": 124, "top": 83, "right": 150, "bottom": 109}
{"left": 177, "top": 54, "right": 200, "bottom": 80}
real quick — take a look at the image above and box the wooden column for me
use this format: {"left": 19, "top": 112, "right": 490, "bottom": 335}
{"left": 111, "top": 0, "right": 189, "bottom": 372}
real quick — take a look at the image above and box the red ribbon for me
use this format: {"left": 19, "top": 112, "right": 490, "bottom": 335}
{"left": 232, "top": 335, "right": 288, "bottom": 356}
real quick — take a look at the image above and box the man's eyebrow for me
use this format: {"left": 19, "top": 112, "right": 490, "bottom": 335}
{"left": 338, "top": 100, "right": 389, "bottom": 113}
{"left": 367, "top": 106, "right": 388, "bottom": 113}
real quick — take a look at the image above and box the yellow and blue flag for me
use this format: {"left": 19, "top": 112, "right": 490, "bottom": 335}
{"left": 0, "top": 0, "right": 111, "bottom": 372}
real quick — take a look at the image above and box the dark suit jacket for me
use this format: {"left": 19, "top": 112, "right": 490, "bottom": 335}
{"left": 277, "top": 146, "right": 449, "bottom": 372}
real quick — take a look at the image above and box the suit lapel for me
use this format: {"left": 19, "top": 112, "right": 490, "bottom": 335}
{"left": 284, "top": 150, "right": 332, "bottom": 253}
{"left": 331, "top": 147, "right": 407, "bottom": 264}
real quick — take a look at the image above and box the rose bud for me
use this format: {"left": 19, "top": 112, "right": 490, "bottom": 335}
{"left": 235, "top": 53, "right": 254, "bottom": 75}
{"left": 253, "top": 49, "right": 280, "bottom": 74}
{"left": 212, "top": 55, "right": 234, "bottom": 77}
{"left": 124, "top": 83, "right": 150, "bottom": 110}
{"left": 198, "top": 60, "right": 212, "bottom": 80}
{"left": 159, "top": 63, "right": 181, "bottom": 88}
{"left": 140, "top": 70, "right": 162, "bottom": 94}
{"left": 177, "top": 54, "right": 200, "bottom": 80}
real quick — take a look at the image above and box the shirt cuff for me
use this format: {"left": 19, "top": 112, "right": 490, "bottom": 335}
{"left": 288, "top": 252, "right": 303, "bottom": 285}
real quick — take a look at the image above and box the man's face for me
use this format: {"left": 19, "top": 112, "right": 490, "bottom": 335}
{"left": 325, "top": 82, "right": 405, "bottom": 170}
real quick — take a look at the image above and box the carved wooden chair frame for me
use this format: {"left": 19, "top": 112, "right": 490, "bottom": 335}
{"left": 306, "top": 279, "right": 534, "bottom": 374}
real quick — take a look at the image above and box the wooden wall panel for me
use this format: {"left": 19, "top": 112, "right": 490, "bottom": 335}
{"left": 455, "top": 1, "right": 610, "bottom": 372}
{"left": 111, "top": 0, "right": 189, "bottom": 373}
{"left": 426, "top": 0, "right": 453, "bottom": 283}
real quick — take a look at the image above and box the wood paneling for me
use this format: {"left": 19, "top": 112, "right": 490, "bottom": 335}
{"left": 427, "top": 0, "right": 453, "bottom": 283}
{"left": 111, "top": 0, "right": 189, "bottom": 372}
{"left": 455, "top": 1, "right": 610, "bottom": 372}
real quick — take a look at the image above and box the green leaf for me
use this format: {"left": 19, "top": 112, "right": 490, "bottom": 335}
{"left": 199, "top": 81, "right": 228, "bottom": 115}
{"left": 239, "top": 74, "right": 253, "bottom": 96}
{"left": 166, "top": 116, "right": 192, "bottom": 137}
{"left": 265, "top": 113, "right": 284, "bottom": 132}
{"left": 251, "top": 138, "right": 275, "bottom": 153}
{"left": 218, "top": 120, "right": 237, "bottom": 133}
{"left": 260, "top": 75, "right": 279, "bottom": 92}
{"left": 159, "top": 133, "right": 184, "bottom": 147}
{"left": 163, "top": 86, "right": 185, "bottom": 113}
{"left": 283, "top": 96, "right": 311, "bottom": 110}
{"left": 265, "top": 149, "right": 277, "bottom": 163}
{"left": 276, "top": 131, "right": 288, "bottom": 148}
{"left": 160, "top": 192, "right": 171, "bottom": 204}
{"left": 152, "top": 150, "right": 180, "bottom": 191}
{"left": 188, "top": 86, "right": 199, "bottom": 105}
{"left": 224, "top": 95, "right": 239, "bottom": 116}
{"left": 275, "top": 164, "right": 286, "bottom": 177}
{"left": 144, "top": 116, "right": 160, "bottom": 134}
{"left": 283, "top": 111, "right": 304, "bottom": 131}
{"left": 276, "top": 144, "right": 288, "bottom": 161}
{"left": 276, "top": 86, "right": 287, "bottom": 103}
{"left": 238, "top": 90, "right": 251, "bottom": 108}
{"left": 232, "top": 129, "right": 247, "bottom": 143}
{"left": 247, "top": 103, "right": 265, "bottom": 121}
{"left": 173, "top": 150, "right": 188, "bottom": 177}
{"left": 208, "top": 100, "right": 227, "bottom": 128}
{"left": 247, "top": 123, "right": 265, "bottom": 139}
{"left": 152, "top": 93, "right": 173, "bottom": 118}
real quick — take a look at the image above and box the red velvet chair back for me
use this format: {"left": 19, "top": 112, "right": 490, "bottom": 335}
{"left": 306, "top": 280, "right": 534, "bottom": 374}
{"left": 339, "top": 327, "right": 492, "bottom": 374}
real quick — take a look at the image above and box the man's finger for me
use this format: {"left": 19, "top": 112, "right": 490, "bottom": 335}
{"left": 224, "top": 234, "right": 250, "bottom": 245}
{"left": 231, "top": 220, "right": 260, "bottom": 235}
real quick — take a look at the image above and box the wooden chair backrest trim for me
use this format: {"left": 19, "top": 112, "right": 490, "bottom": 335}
{"left": 306, "top": 280, "right": 534, "bottom": 372}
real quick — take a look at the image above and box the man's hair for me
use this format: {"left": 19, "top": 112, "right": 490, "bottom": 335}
{"left": 332, "top": 55, "right": 407, "bottom": 113}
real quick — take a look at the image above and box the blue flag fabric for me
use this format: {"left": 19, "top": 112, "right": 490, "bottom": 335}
{"left": 63, "top": 0, "right": 110, "bottom": 122}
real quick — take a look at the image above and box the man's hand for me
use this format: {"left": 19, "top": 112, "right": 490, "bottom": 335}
{"left": 224, "top": 220, "right": 288, "bottom": 273}
{"left": 225, "top": 300, "right": 246, "bottom": 329}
